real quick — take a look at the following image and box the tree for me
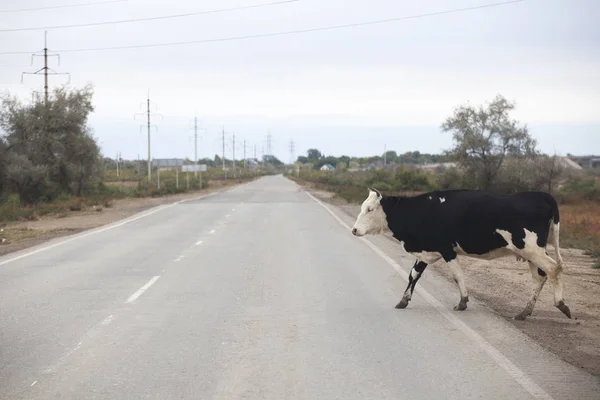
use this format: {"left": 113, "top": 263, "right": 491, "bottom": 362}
{"left": 0, "top": 85, "right": 102, "bottom": 202}
{"left": 307, "top": 148, "right": 322, "bottom": 161}
{"left": 4, "top": 153, "right": 48, "bottom": 205}
{"left": 338, "top": 155, "right": 351, "bottom": 169}
{"left": 296, "top": 155, "right": 309, "bottom": 164}
{"left": 263, "top": 155, "right": 283, "bottom": 166}
{"left": 383, "top": 150, "right": 398, "bottom": 164}
{"left": 0, "top": 137, "right": 8, "bottom": 197}
{"left": 441, "top": 94, "right": 537, "bottom": 191}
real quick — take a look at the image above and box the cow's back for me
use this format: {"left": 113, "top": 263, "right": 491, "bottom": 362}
{"left": 385, "top": 190, "right": 558, "bottom": 257}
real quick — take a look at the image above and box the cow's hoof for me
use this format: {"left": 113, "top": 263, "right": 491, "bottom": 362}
{"left": 454, "top": 297, "right": 468, "bottom": 311}
{"left": 556, "top": 301, "right": 572, "bottom": 319}
{"left": 514, "top": 312, "right": 529, "bottom": 321}
{"left": 395, "top": 298, "right": 409, "bottom": 309}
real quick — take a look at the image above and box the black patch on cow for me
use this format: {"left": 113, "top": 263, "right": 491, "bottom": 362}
{"left": 408, "top": 261, "right": 428, "bottom": 294}
{"left": 379, "top": 189, "right": 560, "bottom": 262}
{"left": 537, "top": 268, "right": 547, "bottom": 277}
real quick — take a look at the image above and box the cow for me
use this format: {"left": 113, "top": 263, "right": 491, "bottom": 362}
{"left": 351, "top": 188, "right": 571, "bottom": 321}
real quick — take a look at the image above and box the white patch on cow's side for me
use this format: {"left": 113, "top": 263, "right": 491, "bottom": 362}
{"left": 384, "top": 236, "right": 443, "bottom": 264}
{"left": 439, "top": 197, "right": 446, "bottom": 203}
{"left": 453, "top": 242, "right": 514, "bottom": 261}
{"left": 495, "top": 229, "right": 516, "bottom": 250}
{"left": 496, "top": 228, "right": 547, "bottom": 261}
{"left": 428, "top": 196, "right": 432, "bottom": 200}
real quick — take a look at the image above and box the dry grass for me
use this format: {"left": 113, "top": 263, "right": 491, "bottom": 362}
{"left": 560, "top": 201, "right": 600, "bottom": 266}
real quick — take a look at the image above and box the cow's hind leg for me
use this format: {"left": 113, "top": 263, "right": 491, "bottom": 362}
{"left": 447, "top": 258, "right": 468, "bottom": 311}
{"left": 396, "top": 260, "right": 428, "bottom": 309}
{"left": 528, "top": 253, "right": 571, "bottom": 319}
{"left": 515, "top": 261, "right": 547, "bottom": 320}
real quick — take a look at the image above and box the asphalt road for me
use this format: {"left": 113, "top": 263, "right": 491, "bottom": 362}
{"left": 1, "top": 175, "right": 599, "bottom": 399}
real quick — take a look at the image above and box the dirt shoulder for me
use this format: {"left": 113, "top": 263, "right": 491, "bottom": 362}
{"left": 301, "top": 182, "right": 600, "bottom": 379}
{"left": 0, "top": 179, "right": 249, "bottom": 258}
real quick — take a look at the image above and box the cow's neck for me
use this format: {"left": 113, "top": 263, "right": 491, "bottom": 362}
{"left": 380, "top": 195, "right": 416, "bottom": 239}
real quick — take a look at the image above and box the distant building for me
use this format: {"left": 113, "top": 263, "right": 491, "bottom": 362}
{"left": 320, "top": 164, "right": 336, "bottom": 171}
{"left": 567, "top": 155, "right": 600, "bottom": 169}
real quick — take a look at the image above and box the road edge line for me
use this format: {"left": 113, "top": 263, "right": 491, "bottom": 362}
{"left": 305, "top": 190, "right": 553, "bottom": 400}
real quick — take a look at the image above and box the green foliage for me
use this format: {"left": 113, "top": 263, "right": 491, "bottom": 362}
{"left": 295, "top": 148, "right": 450, "bottom": 170}
{"left": 441, "top": 94, "right": 538, "bottom": 191}
{"left": 0, "top": 85, "right": 102, "bottom": 204}
{"left": 291, "top": 167, "right": 437, "bottom": 203}
{"left": 559, "top": 178, "right": 600, "bottom": 202}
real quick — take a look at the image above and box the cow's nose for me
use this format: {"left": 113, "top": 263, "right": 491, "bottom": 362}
{"left": 352, "top": 228, "right": 357, "bottom": 235}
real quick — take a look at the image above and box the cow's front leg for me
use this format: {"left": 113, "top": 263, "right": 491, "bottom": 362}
{"left": 447, "top": 258, "right": 469, "bottom": 311}
{"left": 396, "top": 260, "right": 428, "bottom": 309}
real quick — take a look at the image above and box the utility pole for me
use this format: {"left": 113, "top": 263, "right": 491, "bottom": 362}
{"left": 21, "top": 31, "right": 70, "bottom": 106}
{"left": 289, "top": 139, "right": 295, "bottom": 165}
{"left": 134, "top": 89, "right": 162, "bottom": 182}
{"left": 116, "top": 152, "right": 120, "bottom": 177}
{"left": 194, "top": 117, "right": 198, "bottom": 169}
{"left": 266, "top": 130, "right": 273, "bottom": 157}
{"left": 232, "top": 133, "right": 236, "bottom": 177}
{"left": 221, "top": 125, "right": 226, "bottom": 171}
{"left": 243, "top": 139, "right": 247, "bottom": 169}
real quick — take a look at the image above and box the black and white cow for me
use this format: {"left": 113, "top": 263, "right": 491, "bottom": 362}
{"left": 351, "top": 188, "right": 571, "bottom": 321}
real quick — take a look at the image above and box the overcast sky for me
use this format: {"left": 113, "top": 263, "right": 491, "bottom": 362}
{"left": 0, "top": 0, "right": 599, "bottom": 162}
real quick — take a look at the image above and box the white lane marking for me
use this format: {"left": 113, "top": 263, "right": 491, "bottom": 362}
{"left": 31, "top": 381, "right": 37, "bottom": 387}
{"left": 100, "top": 315, "right": 114, "bottom": 326}
{"left": 126, "top": 276, "right": 160, "bottom": 304}
{"left": 0, "top": 192, "right": 220, "bottom": 267}
{"left": 196, "top": 240, "right": 203, "bottom": 246}
{"left": 210, "top": 230, "right": 216, "bottom": 234}
{"left": 174, "top": 256, "right": 184, "bottom": 262}
{"left": 305, "top": 191, "right": 554, "bottom": 400}
{"left": 45, "top": 341, "right": 83, "bottom": 374}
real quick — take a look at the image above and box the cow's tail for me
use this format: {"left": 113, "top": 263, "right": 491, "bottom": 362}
{"left": 549, "top": 195, "right": 564, "bottom": 272}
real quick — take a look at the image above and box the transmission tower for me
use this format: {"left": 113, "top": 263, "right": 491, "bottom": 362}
{"left": 21, "top": 31, "right": 70, "bottom": 105}
{"left": 221, "top": 125, "right": 226, "bottom": 170}
{"left": 134, "top": 89, "right": 162, "bottom": 182}
{"left": 266, "top": 131, "right": 273, "bottom": 157}
{"left": 232, "top": 133, "right": 236, "bottom": 176}
{"left": 187, "top": 116, "right": 204, "bottom": 176}
{"left": 289, "top": 139, "right": 295, "bottom": 165}
{"left": 243, "top": 139, "right": 247, "bottom": 169}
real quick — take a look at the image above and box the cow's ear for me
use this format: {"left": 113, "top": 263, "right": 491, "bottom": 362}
{"left": 372, "top": 188, "right": 382, "bottom": 198}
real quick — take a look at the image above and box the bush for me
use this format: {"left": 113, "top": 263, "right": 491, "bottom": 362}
{"left": 559, "top": 178, "right": 600, "bottom": 202}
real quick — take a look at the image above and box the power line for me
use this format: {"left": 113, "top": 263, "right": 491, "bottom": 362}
{"left": 0, "top": 0, "right": 525, "bottom": 56}
{"left": 0, "top": 0, "right": 126, "bottom": 14}
{"left": 0, "top": 0, "right": 299, "bottom": 33}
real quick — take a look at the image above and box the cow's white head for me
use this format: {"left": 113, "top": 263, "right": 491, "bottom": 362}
{"left": 352, "top": 188, "right": 387, "bottom": 237}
